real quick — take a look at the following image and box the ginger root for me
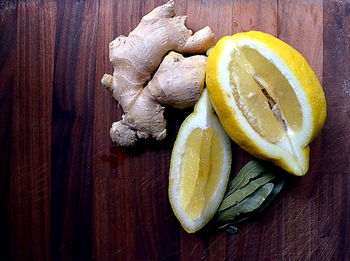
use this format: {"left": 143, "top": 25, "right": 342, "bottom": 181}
{"left": 101, "top": 0, "right": 215, "bottom": 146}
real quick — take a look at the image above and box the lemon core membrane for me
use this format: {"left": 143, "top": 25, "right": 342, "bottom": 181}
{"left": 230, "top": 46, "right": 303, "bottom": 143}
{"left": 180, "top": 127, "right": 224, "bottom": 219}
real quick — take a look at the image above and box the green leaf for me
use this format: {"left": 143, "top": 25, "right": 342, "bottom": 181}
{"left": 252, "top": 179, "right": 285, "bottom": 214}
{"left": 216, "top": 183, "right": 274, "bottom": 224}
{"left": 227, "top": 160, "right": 266, "bottom": 193}
{"left": 224, "top": 179, "right": 286, "bottom": 225}
{"left": 218, "top": 173, "right": 276, "bottom": 212}
{"left": 206, "top": 160, "right": 287, "bottom": 233}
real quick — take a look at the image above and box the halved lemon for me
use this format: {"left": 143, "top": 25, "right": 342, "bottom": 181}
{"left": 169, "top": 89, "right": 231, "bottom": 233}
{"left": 206, "top": 31, "right": 326, "bottom": 176}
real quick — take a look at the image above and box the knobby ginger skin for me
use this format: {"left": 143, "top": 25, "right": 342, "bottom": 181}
{"left": 101, "top": 0, "right": 215, "bottom": 146}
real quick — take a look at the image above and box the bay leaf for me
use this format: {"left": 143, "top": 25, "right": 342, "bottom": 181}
{"left": 226, "top": 180, "right": 285, "bottom": 225}
{"left": 218, "top": 173, "right": 276, "bottom": 212}
{"left": 251, "top": 179, "right": 285, "bottom": 214}
{"left": 216, "top": 183, "right": 274, "bottom": 224}
{"left": 227, "top": 160, "right": 266, "bottom": 193}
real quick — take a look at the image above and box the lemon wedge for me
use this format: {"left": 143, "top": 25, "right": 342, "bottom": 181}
{"left": 206, "top": 31, "right": 326, "bottom": 176}
{"left": 169, "top": 89, "right": 231, "bottom": 233}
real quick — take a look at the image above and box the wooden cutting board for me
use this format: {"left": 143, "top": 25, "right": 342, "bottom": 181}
{"left": 0, "top": 0, "right": 349, "bottom": 260}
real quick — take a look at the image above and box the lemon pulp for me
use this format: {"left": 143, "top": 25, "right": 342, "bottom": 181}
{"left": 180, "top": 127, "right": 224, "bottom": 219}
{"left": 230, "top": 46, "right": 303, "bottom": 143}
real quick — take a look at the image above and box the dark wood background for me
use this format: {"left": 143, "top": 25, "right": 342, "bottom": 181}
{"left": 0, "top": 0, "right": 349, "bottom": 260}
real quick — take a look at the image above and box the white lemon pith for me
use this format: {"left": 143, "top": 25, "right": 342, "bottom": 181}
{"left": 169, "top": 89, "right": 231, "bottom": 233}
{"left": 206, "top": 31, "right": 326, "bottom": 176}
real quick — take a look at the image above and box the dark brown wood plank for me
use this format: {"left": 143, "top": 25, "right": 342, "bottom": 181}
{"left": 92, "top": 1, "right": 117, "bottom": 260}
{"left": 231, "top": 0, "right": 277, "bottom": 35}
{"left": 93, "top": 1, "right": 182, "bottom": 260}
{"left": 0, "top": 1, "right": 18, "bottom": 260}
{"left": 92, "top": 0, "right": 138, "bottom": 259}
{"left": 277, "top": 1, "right": 325, "bottom": 260}
{"left": 9, "top": 1, "right": 56, "bottom": 260}
{"left": 322, "top": 1, "right": 350, "bottom": 260}
{"left": 51, "top": 0, "right": 98, "bottom": 260}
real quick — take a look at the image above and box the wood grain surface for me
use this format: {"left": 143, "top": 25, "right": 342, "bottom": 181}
{"left": 0, "top": 0, "right": 349, "bottom": 260}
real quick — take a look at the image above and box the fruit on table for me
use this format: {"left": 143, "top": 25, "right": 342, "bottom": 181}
{"left": 206, "top": 31, "right": 326, "bottom": 176}
{"left": 169, "top": 89, "right": 232, "bottom": 233}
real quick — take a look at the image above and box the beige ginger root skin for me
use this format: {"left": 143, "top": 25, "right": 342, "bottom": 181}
{"left": 102, "top": 52, "right": 207, "bottom": 146}
{"left": 101, "top": 0, "right": 215, "bottom": 146}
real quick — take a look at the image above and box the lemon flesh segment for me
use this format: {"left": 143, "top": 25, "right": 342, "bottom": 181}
{"left": 169, "top": 89, "right": 231, "bottom": 233}
{"left": 240, "top": 47, "right": 303, "bottom": 133}
{"left": 180, "top": 127, "right": 223, "bottom": 220}
{"left": 206, "top": 31, "right": 326, "bottom": 176}
{"left": 230, "top": 51, "right": 285, "bottom": 143}
{"left": 230, "top": 46, "right": 303, "bottom": 144}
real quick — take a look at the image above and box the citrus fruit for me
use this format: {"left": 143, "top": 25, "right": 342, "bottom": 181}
{"left": 206, "top": 31, "right": 326, "bottom": 176}
{"left": 169, "top": 89, "right": 232, "bottom": 233}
